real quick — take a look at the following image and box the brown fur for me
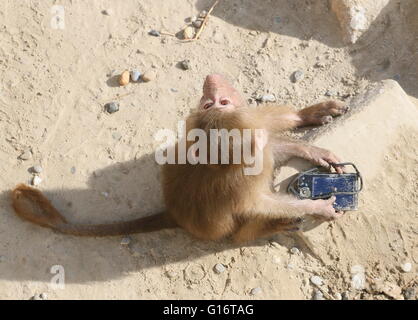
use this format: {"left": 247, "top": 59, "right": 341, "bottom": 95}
{"left": 10, "top": 83, "right": 347, "bottom": 242}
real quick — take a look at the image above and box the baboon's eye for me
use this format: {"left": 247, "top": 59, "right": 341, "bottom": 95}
{"left": 204, "top": 102, "right": 213, "bottom": 109}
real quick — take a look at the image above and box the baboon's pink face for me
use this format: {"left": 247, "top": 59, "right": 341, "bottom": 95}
{"left": 199, "top": 74, "right": 246, "bottom": 112}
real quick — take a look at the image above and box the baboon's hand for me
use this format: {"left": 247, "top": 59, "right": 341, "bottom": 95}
{"left": 307, "top": 146, "right": 345, "bottom": 173}
{"left": 311, "top": 196, "right": 344, "bottom": 220}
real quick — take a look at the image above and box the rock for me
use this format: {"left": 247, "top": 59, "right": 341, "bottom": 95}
{"left": 148, "top": 29, "right": 160, "bottom": 37}
{"left": 119, "top": 70, "right": 130, "bottom": 86}
{"left": 250, "top": 287, "right": 262, "bottom": 295}
{"left": 381, "top": 282, "right": 403, "bottom": 300}
{"left": 101, "top": 9, "right": 112, "bottom": 16}
{"left": 31, "top": 165, "right": 43, "bottom": 174}
{"left": 199, "top": 10, "right": 207, "bottom": 18}
{"left": 39, "top": 293, "right": 48, "bottom": 300}
{"left": 310, "top": 275, "right": 323, "bottom": 286}
{"left": 290, "top": 247, "right": 300, "bottom": 255}
{"left": 19, "top": 149, "right": 32, "bottom": 161}
{"left": 142, "top": 70, "right": 156, "bottom": 82}
{"left": 401, "top": 262, "right": 412, "bottom": 273}
{"left": 32, "top": 175, "right": 42, "bottom": 186}
{"left": 351, "top": 271, "right": 366, "bottom": 290}
{"left": 193, "top": 20, "right": 203, "bottom": 29}
{"left": 334, "top": 292, "right": 343, "bottom": 300}
{"left": 190, "top": 16, "right": 197, "bottom": 23}
{"left": 403, "top": 287, "right": 416, "bottom": 300}
{"left": 341, "top": 292, "right": 350, "bottom": 300}
{"left": 130, "top": 70, "right": 141, "bottom": 82}
{"left": 260, "top": 94, "right": 276, "bottom": 103}
{"left": 183, "top": 26, "right": 195, "bottom": 40}
{"left": 331, "top": 0, "right": 390, "bottom": 44}
{"left": 292, "top": 70, "right": 304, "bottom": 83}
{"left": 180, "top": 59, "right": 190, "bottom": 70}
{"left": 286, "top": 263, "right": 295, "bottom": 270}
{"left": 213, "top": 263, "right": 226, "bottom": 274}
{"left": 120, "top": 237, "right": 131, "bottom": 245}
{"left": 313, "top": 289, "right": 324, "bottom": 300}
{"left": 112, "top": 132, "right": 122, "bottom": 141}
{"left": 105, "top": 102, "right": 119, "bottom": 114}
{"left": 70, "top": 166, "right": 76, "bottom": 174}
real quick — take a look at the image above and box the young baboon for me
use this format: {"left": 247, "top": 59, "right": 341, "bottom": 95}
{"left": 11, "top": 74, "right": 348, "bottom": 243}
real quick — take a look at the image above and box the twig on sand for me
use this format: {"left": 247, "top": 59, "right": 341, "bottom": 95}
{"left": 181, "top": 0, "right": 220, "bottom": 42}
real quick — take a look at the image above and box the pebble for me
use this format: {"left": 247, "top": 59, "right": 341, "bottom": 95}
{"left": 313, "top": 289, "right": 324, "bottom": 300}
{"left": 193, "top": 20, "right": 203, "bottom": 28}
{"left": 105, "top": 102, "right": 119, "bottom": 114}
{"left": 130, "top": 70, "right": 141, "bottom": 82}
{"left": 142, "top": 70, "right": 156, "bottom": 82}
{"left": 70, "top": 166, "right": 76, "bottom": 174}
{"left": 199, "top": 10, "right": 207, "bottom": 18}
{"left": 292, "top": 70, "right": 304, "bottom": 83}
{"left": 183, "top": 26, "right": 195, "bottom": 40}
{"left": 31, "top": 293, "right": 47, "bottom": 300}
{"left": 401, "top": 262, "right": 412, "bottom": 273}
{"left": 101, "top": 191, "right": 109, "bottom": 198}
{"left": 213, "top": 263, "right": 226, "bottom": 274}
{"left": 334, "top": 292, "right": 342, "bottom": 300}
{"left": 19, "top": 150, "right": 32, "bottom": 161}
{"left": 120, "top": 237, "right": 131, "bottom": 246}
{"left": 190, "top": 16, "right": 197, "bottom": 23}
{"left": 260, "top": 94, "right": 276, "bottom": 103}
{"left": 148, "top": 29, "right": 160, "bottom": 37}
{"left": 112, "top": 132, "right": 122, "bottom": 141}
{"left": 31, "top": 165, "right": 43, "bottom": 174}
{"left": 341, "top": 292, "right": 349, "bottom": 300}
{"left": 101, "top": 9, "right": 112, "bottom": 16}
{"left": 310, "top": 275, "right": 323, "bottom": 286}
{"left": 290, "top": 247, "right": 300, "bottom": 255}
{"left": 180, "top": 59, "right": 190, "bottom": 70}
{"left": 250, "top": 287, "right": 262, "bottom": 295}
{"left": 351, "top": 273, "right": 366, "bottom": 290}
{"left": 32, "top": 175, "right": 42, "bottom": 186}
{"left": 119, "top": 70, "right": 130, "bottom": 86}
{"left": 403, "top": 287, "right": 416, "bottom": 300}
{"left": 286, "top": 263, "right": 295, "bottom": 270}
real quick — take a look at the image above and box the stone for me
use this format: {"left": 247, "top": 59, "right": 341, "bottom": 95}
{"left": 193, "top": 20, "right": 203, "bottom": 28}
{"left": 148, "top": 29, "right": 160, "bottom": 37}
{"left": 199, "top": 10, "right": 207, "bottom": 18}
{"left": 310, "top": 275, "right": 323, "bottom": 286}
{"left": 32, "top": 175, "right": 42, "bottom": 186}
{"left": 331, "top": 0, "right": 390, "bottom": 44}
{"left": 183, "top": 26, "right": 195, "bottom": 40}
{"left": 70, "top": 166, "right": 76, "bottom": 174}
{"left": 250, "top": 287, "right": 262, "bottom": 295}
{"left": 213, "top": 263, "right": 226, "bottom": 274}
{"left": 119, "top": 70, "right": 130, "bottom": 86}
{"left": 403, "top": 287, "right": 416, "bottom": 300}
{"left": 130, "top": 70, "right": 141, "bottom": 82}
{"left": 31, "top": 165, "right": 42, "bottom": 174}
{"left": 274, "top": 80, "right": 418, "bottom": 272}
{"left": 334, "top": 292, "right": 343, "bottom": 300}
{"left": 292, "top": 70, "right": 304, "bottom": 83}
{"left": 290, "top": 247, "right": 300, "bottom": 255}
{"left": 313, "top": 289, "right": 324, "bottom": 300}
{"left": 260, "top": 94, "right": 276, "bottom": 103}
{"left": 400, "top": 262, "right": 412, "bottom": 273}
{"left": 180, "top": 60, "right": 190, "bottom": 70}
{"left": 101, "top": 9, "right": 112, "bottom": 16}
{"left": 142, "top": 70, "right": 156, "bottom": 82}
{"left": 105, "top": 102, "right": 119, "bottom": 114}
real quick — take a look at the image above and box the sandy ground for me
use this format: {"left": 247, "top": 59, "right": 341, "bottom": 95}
{"left": 0, "top": 0, "right": 417, "bottom": 299}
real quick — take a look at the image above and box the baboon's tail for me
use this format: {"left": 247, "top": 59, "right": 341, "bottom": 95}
{"left": 11, "top": 184, "right": 176, "bottom": 237}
